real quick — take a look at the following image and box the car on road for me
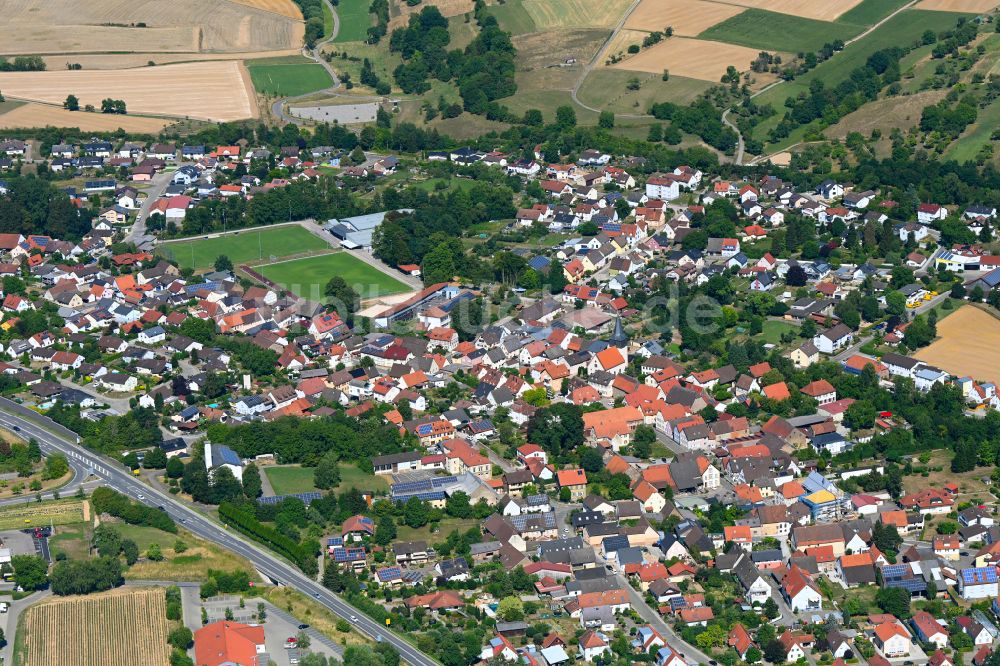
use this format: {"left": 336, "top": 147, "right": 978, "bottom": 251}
{"left": 11, "top": 426, "right": 19, "bottom": 432}
{"left": 285, "top": 637, "right": 298, "bottom": 649}
{"left": 313, "top": 593, "right": 320, "bottom": 599}
{"left": 297, "top": 623, "right": 309, "bottom": 630}
{"left": 350, "top": 615, "right": 358, "bottom": 622}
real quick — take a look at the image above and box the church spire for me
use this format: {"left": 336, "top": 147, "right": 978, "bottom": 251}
{"left": 609, "top": 316, "right": 628, "bottom": 349}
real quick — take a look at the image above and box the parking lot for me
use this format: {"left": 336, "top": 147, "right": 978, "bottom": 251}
{"left": 200, "top": 595, "right": 342, "bottom": 665}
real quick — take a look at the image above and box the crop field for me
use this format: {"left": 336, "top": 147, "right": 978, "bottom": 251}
{"left": 0, "top": 0, "right": 303, "bottom": 55}
{"left": 258, "top": 252, "right": 411, "bottom": 299}
{"left": 159, "top": 225, "right": 329, "bottom": 271}
{"left": 837, "top": 0, "right": 912, "bottom": 24}
{"left": 610, "top": 36, "right": 765, "bottom": 81}
{"left": 335, "top": 0, "right": 374, "bottom": 42}
{"left": 718, "top": 0, "right": 864, "bottom": 20}
{"left": 625, "top": 0, "right": 744, "bottom": 36}
{"left": 490, "top": 0, "right": 631, "bottom": 32}
{"left": 247, "top": 56, "right": 334, "bottom": 96}
{"left": 521, "top": 0, "right": 632, "bottom": 30}
{"left": 699, "top": 9, "right": 862, "bottom": 52}
{"left": 914, "top": 306, "right": 1000, "bottom": 383}
{"left": 0, "top": 103, "right": 172, "bottom": 132}
{"left": 750, "top": 9, "right": 971, "bottom": 142}
{"left": 0, "top": 61, "right": 255, "bottom": 122}
{"left": 16, "top": 588, "right": 169, "bottom": 666}
{"left": 227, "top": 0, "right": 304, "bottom": 18}
{"left": 0, "top": 498, "right": 86, "bottom": 530}
{"left": 916, "top": 0, "right": 999, "bottom": 10}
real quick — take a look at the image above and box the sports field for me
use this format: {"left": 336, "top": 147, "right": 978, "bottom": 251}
{"left": 158, "top": 225, "right": 329, "bottom": 271}
{"left": 247, "top": 56, "right": 334, "bottom": 96}
{"left": 258, "top": 252, "right": 411, "bottom": 299}
{"left": 334, "top": 0, "right": 374, "bottom": 42}
{"left": 914, "top": 305, "right": 1000, "bottom": 383}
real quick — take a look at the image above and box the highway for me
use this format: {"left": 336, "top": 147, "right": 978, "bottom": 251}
{"left": 0, "top": 406, "right": 440, "bottom": 666}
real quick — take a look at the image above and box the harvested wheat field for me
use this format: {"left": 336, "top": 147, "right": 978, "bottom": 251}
{"left": 915, "top": 0, "right": 1000, "bottom": 11}
{"left": 611, "top": 37, "right": 763, "bottom": 80}
{"left": 717, "top": 0, "right": 863, "bottom": 20}
{"left": 0, "top": 0, "right": 303, "bottom": 55}
{"left": 41, "top": 49, "right": 301, "bottom": 71}
{"left": 0, "top": 103, "right": 172, "bottom": 132}
{"left": 521, "top": 0, "right": 633, "bottom": 30}
{"left": 603, "top": 29, "right": 655, "bottom": 62}
{"left": 390, "top": 0, "right": 474, "bottom": 29}
{"left": 625, "top": 0, "right": 745, "bottom": 36}
{"left": 914, "top": 305, "right": 1000, "bottom": 383}
{"left": 19, "top": 588, "right": 170, "bottom": 666}
{"left": 0, "top": 61, "right": 255, "bottom": 122}
{"left": 226, "top": 0, "right": 304, "bottom": 18}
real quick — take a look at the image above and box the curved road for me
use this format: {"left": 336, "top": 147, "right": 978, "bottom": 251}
{"left": 724, "top": 0, "right": 919, "bottom": 165}
{"left": 0, "top": 405, "right": 440, "bottom": 666}
{"left": 271, "top": 0, "right": 382, "bottom": 124}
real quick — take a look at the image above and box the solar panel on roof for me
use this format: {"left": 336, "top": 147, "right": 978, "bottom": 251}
{"left": 377, "top": 567, "right": 402, "bottom": 581}
{"left": 963, "top": 568, "right": 998, "bottom": 584}
{"left": 880, "top": 564, "right": 910, "bottom": 579}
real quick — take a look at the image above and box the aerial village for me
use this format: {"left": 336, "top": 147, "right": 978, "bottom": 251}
{"left": 3, "top": 135, "right": 1000, "bottom": 666}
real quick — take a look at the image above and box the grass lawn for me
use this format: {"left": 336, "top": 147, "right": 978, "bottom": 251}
{"left": 396, "top": 517, "right": 480, "bottom": 542}
{"left": 411, "top": 177, "right": 478, "bottom": 193}
{"left": 258, "top": 252, "right": 410, "bottom": 300}
{"left": 49, "top": 521, "right": 91, "bottom": 560}
{"left": 125, "top": 526, "right": 258, "bottom": 582}
{"left": 700, "top": 9, "right": 861, "bottom": 53}
{"left": 265, "top": 465, "right": 319, "bottom": 495}
{"left": 158, "top": 225, "right": 330, "bottom": 271}
{"left": 760, "top": 319, "right": 801, "bottom": 345}
{"left": 338, "top": 463, "right": 388, "bottom": 493}
{"left": 946, "top": 96, "right": 1000, "bottom": 163}
{"left": 247, "top": 57, "right": 334, "bottom": 97}
{"left": 577, "top": 70, "right": 710, "bottom": 114}
{"left": 323, "top": 0, "right": 335, "bottom": 39}
{"left": 334, "top": 0, "right": 374, "bottom": 42}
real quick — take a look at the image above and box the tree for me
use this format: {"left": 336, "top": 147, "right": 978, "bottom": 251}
{"left": 148, "top": 543, "right": 164, "bottom": 561}
{"left": 745, "top": 646, "right": 762, "bottom": 664}
{"left": 872, "top": 522, "right": 901, "bottom": 552}
{"left": 876, "top": 586, "right": 911, "bottom": 618}
{"left": 632, "top": 425, "right": 656, "bottom": 458}
{"left": 421, "top": 243, "right": 456, "bottom": 285}
{"left": 314, "top": 452, "right": 341, "bottom": 489}
{"left": 763, "top": 597, "right": 779, "bottom": 620}
{"left": 143, "top": 447, "right": 167, "bottom": 469}
{"left": 403, "top": 496, "right": 429, "bottom": 528}
{"left": 496, "top": 596, "right": 524, "bottom": 621}
{"left": 375, "top": 515, "right": 397, "bottom": 546}
{"left": 12, "top": 555, "right": 48, "bottom": 590}
{"left": 169, "top": 626, "right": 194, "bottom": 650}
{"left": 555, "top": 105, "right": 576, "bottom": 130}
{"left": 598, "top": 110, "right": 614, "bottom": 129}
{"left": 579, "top": 446, "right": 603, "bottom": 473}
{"left": 763, "top": 640, "right": 787, "bottom": 664}
{"left": 63, "top": 94, "right": 79, "bottom": 111}
{"left": 214, "top": 255, "right": 233, "bottom": 272}
{"left": 325, "top": 276, "right": 360, "bottom": 316}
{"left": 242, "top": 462, "right": 262, "bottom": 499}
{"left": 785, "top": 264, "right": 807, "bottom": 286}
{"left": 166, "top": 456, "right": 185, "bottom": 479}
{"left": 527, "top": 403, "right": 584, "bottom": 457}
{"left": 844, "top": 400, "right": 876, "bottom": 430}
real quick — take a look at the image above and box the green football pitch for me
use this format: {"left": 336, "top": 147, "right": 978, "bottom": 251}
{"left": 258, "top": 252, "right": 411, "bottom": 300}
{"left": 158, "top": 226, "right": 329, "bottom": 271}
